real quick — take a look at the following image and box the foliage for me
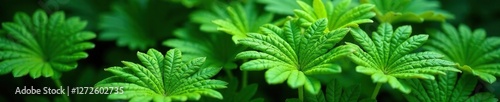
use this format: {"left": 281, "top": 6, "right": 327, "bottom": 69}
{"left": 236, "top": 18, "right": 356, "bottom": 94}
{"left": 349, "top": 23, "right": 460, "bottom": 93}
{"left": 99, "top": 0, "right": 186, "bottom": 50}
{"left": 190, "top": 1, "right": 230, "bottom": 33}
{"left": 1, "top": 0, "right": 500, "bottom": 102}
{"left": 163, "top": 23, "right": 244, "bottom": 70}
{"left": 211, "top": 0, "right": 274, "bottom": 43}
{"left": 294, "top": 0, "right": 376, "bottom": 31}
{"left": 0, "top": 9, "right": 95, "bottom": 79}
{"left": 95, "top": 49, "right": 227, "bottom": 102}
{"left": 424, "top": 23, "right": 500, "bottom": 83}
{"left": 361, "top": 0, "right": 453, "bottom": 23}
{"left": 404, "top": 72, "right": 498, "bottom": 102}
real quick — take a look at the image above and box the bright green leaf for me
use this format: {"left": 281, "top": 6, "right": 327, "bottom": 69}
{"left": 236, "top": 19, "right": 355, "bottom": 94}
{"left": 95, "top": 49, "right": 228, "bottom": 102}
{"left": 0, "top": 10, "right": 95, "bottom": 79}
{"left": 294, "top": 0, "right": 376, "bottom": 31}
{"left": 349, "top": 23, "right": 459, "bottom": 94}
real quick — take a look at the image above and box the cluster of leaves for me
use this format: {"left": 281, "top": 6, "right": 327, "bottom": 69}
{"left": 403, "top": 72, "right": 498, "bottom": 102}
{"left": 424, "top": 23, "right": 500, "bottom": 83}
{"left": 95, "top": 49, "right": 227, "bottom": 102}
{"left": 0, "top": 10, "right": 95, "bottom": 79}
{"left": 2, "top": 0, "right": 500, "bottom": 102}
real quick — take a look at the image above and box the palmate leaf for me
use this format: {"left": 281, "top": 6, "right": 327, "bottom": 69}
{"left": 95, "top": 49, "right": 228, "bottom": 102}
{"left": 163, "top": 23, "right": 244, "bottom": 70}
{"left": 361, "top": 0, "right": 454, "bottom": 23}
{"left": 303, "top": 79, "right": 370, "bottom": 102}
{"left": 190, "top": 1, "right": 230, "bottom": 33}
{"left": 99, "top": 0, "right": 185, "bottom": 50}
{"left": 0, "top": 10, "right": 95, "bottom": 78}
{"left": 424, "top": 23, "right": 500, "bottom": 83}
{"left": 294, "top": 0, "right": 376, "bottom": 31}
{"left": 403, "top": 72, "right": 498, "bottom": 102}
{"left": 236, "top": 18, "right": 357, "bottom": 94}
{"left": 348, "top": 23, "right": 460, "bottom": 94}
{"left": 211, "top": 0, "right": 274, "bottom": 43}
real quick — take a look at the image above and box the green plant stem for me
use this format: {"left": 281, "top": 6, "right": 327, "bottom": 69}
{"left": 242, "top": 71, "right": 248, "bottom": 88}
{"left": 224, "top": 69, "right": 234, "bottom": 79}
{"left": 241, "top": 59, "right": 249, "bottom": 88}
{"left": 53, "top": 77, "right": 70, "bottom": 102}
{"left": 298, "top": 86, "right": 304, "bottom": 102}
{"left": 371, "top": 83, "right": 382, "bottom": 100}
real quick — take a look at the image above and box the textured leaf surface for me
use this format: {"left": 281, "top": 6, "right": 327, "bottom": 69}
{"left": 95, "top": 49, "right": 227, "bottom": 102}
{"left": 424, "top": 23, "right": 500, "bottom": 83}
{"left": 0, "top": 10, "right": 95, "bottom": 78}
{"left": 361, "top": 0, "right": 453, "bottom": 23}
{"left": 294, "top": 0, "right": 376, "bottom": 31}
{"left": 99, "top": 0, "right": 184, "bottom": 50}
{"left": 163, "top": 24, "right": 244, "bottom": 70}
{"left": 236, "top": 18, "right": 356, "bottom": 94}
{"left": 404, "top": 72, "right": 498, "bottom": 102}
{"left": 349, "top": 23, "right": 459, "bottom": 94}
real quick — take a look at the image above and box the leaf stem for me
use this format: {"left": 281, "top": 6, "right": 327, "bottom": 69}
{"left": 298, "top": 86, "right": 304, "bottom": 102}
{"left": 52, "top": 77, "right": 70, "bottom": 102}
{"left": 241, "top": 59, "right": 249, "bottom": 88}
{"left": 224, "top": 69, "right": 234, "bottom": 79}
{"left": 371, "top": 83, "right": 382, "bottom": 100}
{"left": 242, "top": 71, "right": 248, "bottom": 88}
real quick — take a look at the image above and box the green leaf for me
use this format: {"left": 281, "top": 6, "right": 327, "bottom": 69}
{"left": 403, "top": 72, "right": 498, "bottom": 102}
{"left": 203, "top": 0, "right": 274, "bottom": 43}
{"left": 95, "top": 49, "right": 228, "bottom": 102}
{"left": 294, "top": 0, "right": 376, "bottom": 31}
{"left": 424, "top": 23, "right": 500, "bottom": 83}
{"left": 349, "top": 23, "right": 459, "bottom": 94}
{"left": 236, "top": 18, "right": 356, "bottom": 94}
{"left": 99, "top": 0, "right": 185, "bottom": 50}
{"left": 0, "top": 10, "right": 95, "bottom": 78}
{"left": 163, "top": 23, "right": 244, "bottom": 70}
{"left": 361, "top": 0, "right": 454, "bottom": 23}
